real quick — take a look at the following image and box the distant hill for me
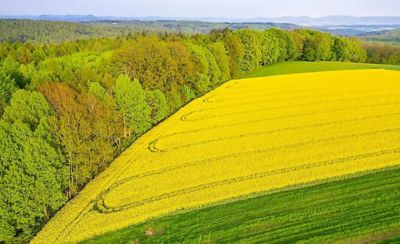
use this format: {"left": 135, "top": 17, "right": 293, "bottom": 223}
{"left": 360, "top": 29, "right": 400, "bottom": 44}
{"left": 1, "top": 17, "right": 399, "bottom": 44}
{"left": 247, "top": 16, "right": 400, "bottom": 26}
{"left": 1, "top": 15, "right": 400, "bottom": 26}
{"left": 0, "top": 15, "right": 115, "bottom": 22}
{"left": 0, "top": 19, "right": 297, "bottom": 43}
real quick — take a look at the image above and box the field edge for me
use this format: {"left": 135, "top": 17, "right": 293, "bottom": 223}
{"left": 81, "top": 165, "right": 400, "bottom": 243}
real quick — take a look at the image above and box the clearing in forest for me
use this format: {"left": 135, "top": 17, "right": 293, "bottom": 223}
{"left": 33, "top": 69, "right": 400, "bottom": 243}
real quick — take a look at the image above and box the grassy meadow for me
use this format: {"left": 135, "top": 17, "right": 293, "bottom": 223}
{"left": 32, "top": 64, "right": 400, "bottom": 243}
{"left": 245, "top": 61, "right": 400, "bottom": 78}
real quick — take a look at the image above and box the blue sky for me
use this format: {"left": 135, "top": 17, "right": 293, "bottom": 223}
{"left": 1, "top": 0, "right": 399, "bottom": 17}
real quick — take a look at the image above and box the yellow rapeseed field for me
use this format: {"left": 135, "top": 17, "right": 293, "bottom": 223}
{"left": 33, "top": 70, "right": 400, "bottom": 243}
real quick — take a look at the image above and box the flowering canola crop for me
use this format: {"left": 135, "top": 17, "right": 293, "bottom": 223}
{"left": 33, "top": 70, "right": 400, "bottom": 243}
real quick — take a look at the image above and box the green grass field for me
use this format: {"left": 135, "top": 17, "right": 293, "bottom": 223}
{"left": 82, "top": 167, "right": 400, "bottom": 243}
{"left": 81, "top": 62, "right": 400, "bottom": 243}
{"left": 245, "top": 61, "right": 400, "bottom": 78}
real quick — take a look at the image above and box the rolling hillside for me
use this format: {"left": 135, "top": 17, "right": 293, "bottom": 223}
{"left": 362, "top": 29, "right": 400, "bottom": 45}
{"left": 33, "top": 68, "right": 400, "bottom": 243}
{"left": 84, "top": 167, "right": 400, "bottom": 243}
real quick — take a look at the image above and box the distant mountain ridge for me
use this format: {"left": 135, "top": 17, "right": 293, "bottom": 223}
{"left": 247, "top": 16, "right": 400, "bottom": 26}
{"left": 1, "top": 15, "right": 400, "bottom": 26}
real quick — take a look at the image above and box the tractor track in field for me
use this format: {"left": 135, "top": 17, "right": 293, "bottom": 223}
{"left": 182, "top": 91, "right": 399, "bottom": 122}
{"left": 94, "top": 125, "right": 400, "bottom": 213}
{"left": 40, "top": 70, "right": 400, "bottom": 243}
{"left": 95, "top": 147, "right": 400, "bottom": 213}
{"left": 149, "top": 112, "right": 400, "bottom": 153}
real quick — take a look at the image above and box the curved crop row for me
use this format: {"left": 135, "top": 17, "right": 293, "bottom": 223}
{"left": 33, "top": 69, "right": 400, "bottom": 243}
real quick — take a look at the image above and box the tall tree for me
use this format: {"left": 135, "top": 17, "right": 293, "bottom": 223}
{"left": 145, "top": 89, "right": 170, "bottom": 124}
{"left": 221, "top": 30, "right": 245, "bottom": 77}
{"left": 0, "top": 71, "right": 17, "bottom": 116}
{"left": 208, "top": 42, "right": 231, "bottom": 82}
{"left": 0, "top": 91, "right": 67, "bottom": 242}
{"left": 236, "top": 30, "right": 262, "bottom": 73}
{"left": 300, "top": 30, "right": 334, "bottom": 61}
{"left": 40, "top": 83, "right": 117, "bottom": 196}
{"left": 114, "top": 75, "right": 151, "bottom": 138}
{"left": 3, "top": 89, "right": 52, "bottom": 128}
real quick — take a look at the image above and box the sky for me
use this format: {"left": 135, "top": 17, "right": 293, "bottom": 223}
{"left": 1, "top": 0, "right": 399, "bottom": 18}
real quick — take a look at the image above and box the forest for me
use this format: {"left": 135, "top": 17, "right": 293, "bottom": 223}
{"left": 0, "top": 26, "right": 399, "bottom": 242}
{"left": 362, "top": 29, "right": 400, "bottom": 45}
{"left": 0, "top": 19, "right": 295, "bottom": 43}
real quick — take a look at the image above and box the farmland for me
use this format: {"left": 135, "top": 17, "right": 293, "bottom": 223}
{"left": 83, "top": 167, "right": 400, "bottom": 243}
{"left": 245, "top": 61, "right": 400, "bottom": 78}
{"left": 33, "top": 69, "right": 400, "bottom": 243}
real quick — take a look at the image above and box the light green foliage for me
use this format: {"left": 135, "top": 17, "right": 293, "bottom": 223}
{"left": 259, "top": 30, "right": 281, "bottom": 65}
{"left": 3, "top": 89, "right": 52, "bottom": 128}
{"left": 145, "top": 89, "right": 170, "bottom": 124}
{"left": 0, "top": 57, "right": 26, "bottom": 87}
{"left": 208, "top": 42, "right": 231, "bottom": 82}
{"left": 236, "top": 30, "right": 262, "bottom": 72}
{"left": 204, "top": 47, "right": 222, "bottom": 88}
{"left": 268, "top": 28, "right": 296, "bottom": 61}
{"left": 300, "top": 30, "right": 334, "bottom": 61}
{"left": 185, "top": 42, "right": 212, "bottom": 93}
{"left": 220, "top": 30, "right": 245, "bottom": 77}
{"left": 245, "top": 61, "right": 400, "bottom": 78}
{"left": 0, "top": 216, "right": 15, "bottom": 243}
{"left": 333, "top": 37, "right": 367, "bottom": 62}
{"left": 0, "top": 91, "right": 67, "bottom": 242}
{"left": 26, "top": 52, "right": 111, "bottom": 90}
{"left": 182, "top": 85, "right": 196, "bottom": 103}
{"left": 0, "top": 26, "right": 397, "bottom": 243}
{"left": 290, "top": 31, "right": 306, "bottom": 59}
{"left": 114, "top": 75, "right": 151, "bottom": 136}
{"left": 89, "top": 82, "right": 107, "bottom": 100}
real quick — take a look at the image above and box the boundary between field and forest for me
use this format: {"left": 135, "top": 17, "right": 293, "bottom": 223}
{"left": 1, "top": 25, "right": 400, "bottom": 242}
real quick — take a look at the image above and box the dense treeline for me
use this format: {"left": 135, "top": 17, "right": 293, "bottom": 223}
{"left": 0, "top": 19, "right": 295, "bottom": 44}
{"left": 0, "top": 19, "right": 123, "bottom": 43}
{"left": 0, "top": 27, "right": 396, "bottom": 242}
{"left": 362, "top": 29, "right": 400, "bottom": 45}
{"left": 364, "top": 42, "right": 400, "bottom": 64}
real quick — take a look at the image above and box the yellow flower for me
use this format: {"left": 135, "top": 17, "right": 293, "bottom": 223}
{"left": 33, "top": 69, "right": 400, "bottom": 243}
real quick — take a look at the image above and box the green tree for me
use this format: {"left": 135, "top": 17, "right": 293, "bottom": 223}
{"left": 236, "top": 30, "right": 262, "bottom": 72}
{"left": 3, "top": 89, "right": 52, "bottom": 128}
{"left": 89, "top": 82, "right": 107, "bottom": 100}
{"left": 260, "top": 30, "right": 281, "bottom": 65}
{"left": 333, "top": 37, "right": 367, "bottom": 62}
{"left": 0, "top": 90, "right": 67, "bottom": 242}
{"left": 0, "top": 72, "right": 17, "bottom": 116}
{"left": 114, "top": 75, "right": 151, "bottom": 137}
{"left": 40, "top": 83, "right": 118, "bottom": 196}
{"left": 145, "top": 89, "right": 170, "bottom": 124}
{"left": 185, "top": 42, "right": 212, "bottom": 93}
{"left": 221, "top": 30, "right": 245, "bottom": 77}
{"left": 112, "top": 37, "right": 173, "bottom": 91}
{"left": 0, "top": 57, "right": 26, "bottom": 88}
{"left": 300, "top": 30, "right": 334, "bottom": 61}
{"left": 208, "top": 42, "right": 230, "bottom": 83}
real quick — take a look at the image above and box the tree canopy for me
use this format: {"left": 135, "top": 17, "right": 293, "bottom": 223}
{"left": 1, "top": 26, "right": 397, "bottom": 242}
